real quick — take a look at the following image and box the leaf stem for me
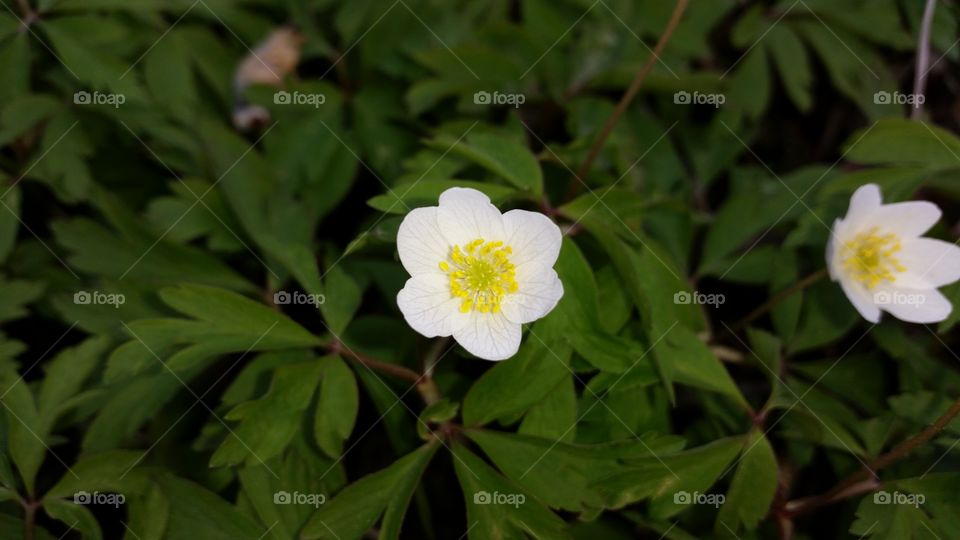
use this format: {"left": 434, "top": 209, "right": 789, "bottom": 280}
{"left": 910, "top": 0, "right": 937, "bottom": 120}
{"left": 784, "top": 395, "right": 960, "bottom": 516}
{"left": 331, "top": 341, "right": 421, "bottom": 384}
{"left": 330, "top": 341, "right": 442, "bottom": 404}
{"left": 565, "top": 0, "right": 689, "bottom": 200}
{"left": 15, "top": 0, "right": 31, "bottom": 18}
{"left": 721, "top": 268, "right": 828, "bottom": 339}
{"left": 21, "top": 499, "right": 39, "bottom": 540}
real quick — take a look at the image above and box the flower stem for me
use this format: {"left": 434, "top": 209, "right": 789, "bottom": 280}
{"left": 911, "top": 0, "right": 937, "bottom": 120}
{"left": 565, "top": 0, "right": 689, "bottom": 200}
{"left": 785, "top": 395, "right": 960, "bottom": 516}
{"left": 721, "top": 268, "right": 828, "bottom": 339}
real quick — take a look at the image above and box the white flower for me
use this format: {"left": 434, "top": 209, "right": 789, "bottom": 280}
{"left": 396, "top": 187, "right": 564, "bottom": 361}
{"left": 827, "top": 183, "right": 960, "bottom": 323}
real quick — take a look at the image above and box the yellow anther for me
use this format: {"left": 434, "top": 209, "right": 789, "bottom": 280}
{"left": 439, "top": 238, "right": 519, "bottom": 314}
{"left": 841, "top": 227, "right": 907, "bottom": 289}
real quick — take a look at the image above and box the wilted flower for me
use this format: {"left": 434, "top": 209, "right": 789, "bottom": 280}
{"left": 396, "top": 188, "right": 563, "bottom": 360}
{"left": 827, "top": 183, "right": 960, "bottom": 323}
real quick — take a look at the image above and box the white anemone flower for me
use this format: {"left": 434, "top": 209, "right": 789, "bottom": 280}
{"left": 827, "top": 183, "right": 960, "bottom": 324}
{"left": 396, "top": 187, "right": 564, "bottom": 361}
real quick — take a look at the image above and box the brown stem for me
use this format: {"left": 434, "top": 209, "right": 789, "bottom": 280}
{"left": 566, "top": 0, "right": 689, "bottom": 200}
{"left": 22, "top": 499, "right": 39, "bottom": 540}
{"left": 331, "top": 342, "right": 422, "bottom": 384}
{"left": 785, "top": 396, "right": 960, "bottom": 516}
{"left": 15, "top": 0, "right": 31, "bottom": 17}
{"left": 721, "top": 268, "right": 828, "bottom": 339}
{"left": 331, "top": 341, "right": 442, "bottom": 404}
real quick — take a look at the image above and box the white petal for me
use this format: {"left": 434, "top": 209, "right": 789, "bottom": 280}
{"left": 397, "top": 274, "right": 468, "bottom": 337}
{"left": 397, "top": 207, "right": 450, "bottom": 276}
{"left": 873, "top": 285, "right": 953, "bottom": 324}
{"left": 843, "top": 183, "right": 882, "bottom": 223}
{"left": 452, "top": 311, "right": 521, "bottom": 361}
{"left": 500, "top": 263, "right": 564, "bottom": 324}
{"left": 895, "top": 238, "right": 960, "bottom": 289}
{"left": 838, "top": 278, "right": 881, "bottom": 323}
{"left": 826, "top": 219, "right": 843, "bottom": 281}
{"left": 858, "top": 201, "right": 942, "bottom": 238}
{"left": 502, "top": 209, "right": 562, "bottom": 268}
{"left": 437, "top": 187, "right": 505, "bottom": 247}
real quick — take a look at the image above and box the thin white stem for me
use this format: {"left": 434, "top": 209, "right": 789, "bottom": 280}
{"left": 911, "top": 0, "right": 937, "bottom": 119}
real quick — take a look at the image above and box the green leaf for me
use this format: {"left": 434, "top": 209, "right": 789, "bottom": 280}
{"left": 300, "top": 443, "right": 439, "bottom": 539}
{"left": 452, "top": 443, "right": 570, "bottom": 540}
{"left": 850, "top": 474, "right": 960, "bottom": 539}
{"left": 0, "top": 184, "right": 19, "bottom": 264}
{"left": 158, "top": 284, "right": 321, "bottom": 349}
{"left": 211, "top": 361, "right": 323, "bottom": 467}
{"left": 595, "top": 437, "right": 743, "bottom": 517}
{"left": 0, "top": 373, "right": 44, "bottom": 495}
{"left": 766, "top": 25, "right": 813, "bottom": 111}
{"left": 43, "top": 450, "right": 150, "bottom": 500}
{"left": 716, "top": 429, "right": 778, "bottom": 533}
{"left": 239, "top": 434, "right": 346, "bottom": 539}
{"left": 321, "top": 263, "right": 362, "bottom": 335}
{"left": 467, "top": 429, "right": 683, "bottom": 513}
{"left": 519, "top": 376, "right": 576, "bottom": 442}
{"left": 314, "top": 356, "right": 359, "bottom": 458}
{"left": 43, "top": 499, "right": 102, "bottom": 540}
{"left": 143, "top": 29, "right": 196, "bottom": 122}
{"left": 157, "top": 474, "right": 264, "bottom": 540}
{"left": 417, "top": 398, "right": 459, "bottom": 440}
{"left": 462, "top": 321, "right": 571, "bottom": 426}
{"left": 788, "top": 280, "right": 861, "bottom": 354}
{"left": 655, "top": 326, "right": 746, "bottom": 407}
{"left": 844, "top": 119, "right": 960, "bottom": 169}
{"left": 0, "top": 277, "right": 45, "bottom": 324}
{"left": 431, "top": 132, "right": 543, "bottom": 195}
{"left": 367, "top": 179, "right": 518, "bottom": 215}
{"left": 38, "top": 336, "right": 111, "bottom": 417}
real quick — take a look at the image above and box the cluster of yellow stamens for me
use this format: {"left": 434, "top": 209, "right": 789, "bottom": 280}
{"left": 841, "top": 227, "right": 907, "bottom": 289}
{"left": 439, "top": 238, "right": 518, "bottom": 313}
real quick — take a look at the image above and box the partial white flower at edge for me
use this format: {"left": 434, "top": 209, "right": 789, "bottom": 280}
{"left": 827, "top": 183, "right": 960, "bottom": 324}
{"left": 396, "top": 187, "right": 564, "bottom": 361}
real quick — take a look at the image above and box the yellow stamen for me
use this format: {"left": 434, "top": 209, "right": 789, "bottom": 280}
{"left": 841, "top": 227, "right": 907, "bottom": 289}
{"left": 439, "top": 237, "right": 519, "bottom": 314}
